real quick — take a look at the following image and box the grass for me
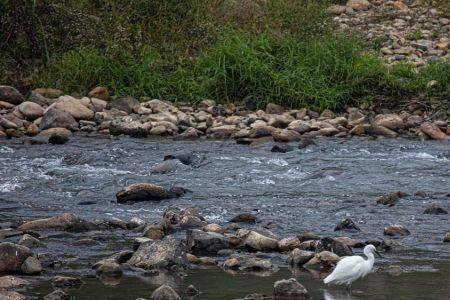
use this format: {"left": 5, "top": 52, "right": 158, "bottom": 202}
{"left": 3, "top": 0, "right": 450, "bottom": 111}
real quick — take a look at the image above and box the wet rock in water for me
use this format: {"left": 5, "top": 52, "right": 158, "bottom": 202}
{"left": 443, "top": 232, "right": 450, "bottom": 243}
{"left": 163, "top": 153, "right": 194, "bottom": 165}
{"left": 384, "top": 224, "right": 410, "bottom": 237}
{"left": 38, "top": 128, "right": 72, "bottom": 145}
{"left": 376, "top": 190, "right": 406, "bottom": 206}
{"left": 287, "top": 249, "right": 315, "bottom": 267}
{"left": 116, "top": 183, "right": 187, "bottom": 203}
{"left": 423, "top": 205, "right": 448, "bottom": 215}
{"left": 108, "top": 250, "right": 134, "bottom": 264}
{"left": 108, "top": 97, "right": 140, "bottom": 114}
{"left": 235, "top": 293, "right": 272, "bottom": 300}
{"left": 303, "top": 251, "right": 340, "bottom": 270}
{"left": 0, "top": 276, "right": 28, "bottom": 289}
{"left": 21, "top": 256, "right": 42, "bottom": 274}
{"left": 230, "top": 213, "right": 257, "bottom": 223}
{"left": 187, "top": 229, "right": 230, "bottom": 255}
{"left": 420, "top": 122, "right": 447, "bottom": 140}
{"left": 278, "top": 237, "right": 301, "bottom": 252}
{"left": 271, "top": 143, "right": 294, "bottom": 153}
{"left": 297, "top": 233, "right": 321, "bottom": 242}
{"left": 17, "top": 101, "right": 44, "bottom": 121}
{"left": 203, "top": 223, "right": 225, "bottom": 234}
{"left": 143, "top": 225, "right": 165, "bottom": 240}
{"left": 18, "top": 234, "right": 41, "bottom": 248}
{"left": 414, "top": 190, "right": 427, "bottom": 198}
{"left": 185, "top": 284, "right": 200, "bottom": 296}
{"left": 273, "top": 278, "right": 310, "bottom": 300}
{"left": 94, "top": 260, "right": 122, "bottom": 277}
{"left": 241, "top": 230, "right": 279, "bottom": 252}
{"left": 151, "top": 285, "right": 181, "bottom": 300}
{"left": 18, "top": 213, "right": 85, "bottom": 231}
{"left": 151, "top": 160, "right": 186, "bottom": 174}
{"left": 334, "top": 218, "right": 360, "bottom": 231}
{"left": 0, "top": 86, "right": 24, "bottom": 105}
{"left": 43, "top": 289, "right": 70, "bottom": 300}
{"left": 88, "top": 86, "right": 110, "bottom": 100}
{"left": 298, "top": 138, "right": 315, "bottom": 149}
{"left": 128, "top": 237, "right": 187, "bottom": 270}
{"left": 0, "top": 242, "right": 32, "bottom": 272}
{"left": 223, "top": 254, "right": 274, "bottom": 272}
{"left": 180, "top": 216, "right": 204, "bottom": 229}
{"left": 0, "top": 291, "right": 27, "bottom": 300}
{"left": 73, "top": 238, "right": 99, "bottom": 246}
{"left": 39, "top": 108, "right": 78, "bottom": 130}
{"left": 52, "top": 276, "right": 83, "bottom": 288}
{"left": 128, "top": 217, "right": 146, "bottom": 229}
{"left": 333, "top": 236, "right": 365, "bottom": 248}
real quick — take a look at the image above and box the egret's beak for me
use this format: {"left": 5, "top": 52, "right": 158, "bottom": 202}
{"left": 375, "top": 250, "right": 382, "bottom": 258}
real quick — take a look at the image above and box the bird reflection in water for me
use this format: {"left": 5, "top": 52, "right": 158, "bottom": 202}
{"left": 323, "top": 290, "right": 362, "bottom": 300}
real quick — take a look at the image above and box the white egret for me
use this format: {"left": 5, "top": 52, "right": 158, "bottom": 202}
{"left": 323, "top": 244, "right": 381, "bottom": 292}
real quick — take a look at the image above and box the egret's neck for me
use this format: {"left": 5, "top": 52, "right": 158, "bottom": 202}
{"left": 365, "top": 252, "right": 375, "bottom": 269}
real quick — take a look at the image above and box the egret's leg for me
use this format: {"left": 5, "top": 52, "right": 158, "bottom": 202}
{"left": 346, "top": 284, "right": 352, "bottom": 293}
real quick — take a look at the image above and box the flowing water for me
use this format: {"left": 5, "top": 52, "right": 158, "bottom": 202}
{"left": 0, "top": 135, "right": 449, "bottom": 299}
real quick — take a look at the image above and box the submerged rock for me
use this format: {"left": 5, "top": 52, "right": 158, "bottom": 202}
{"left": 229, "top": 213, "right": 257, "bottom": 223}
{"left": 0, "top": 276, "right": 28, "bottom": 289}
{"left": 443, "top": 232, "right": 450, "bottom": 243}
{"left": 273, "top": 278, "right": 310, "bottom": 300}
{"left": 52, "top": 276, "right": 83, "bottom": 288}
{"left": 43, "top": 289, "right": 70, "bottom": 300}
{"left": 94, "top": 259, "right": 122, "bottom": 277}
{"left": 334, "top": 218, "right": 360, "bottom": 231}
{"left": 271, "top": 144, "right": 294, "bottom": 153}
{"left": 423, "top": 205, "right": 448, "bottom": 215}
{"left": 185, "top": 284, "right": 200, "bottom": 296}
{"left": 0, "top": 243, "right": 32, "bottom": 272}
{"left": 151, "top": 285, "right": 181, "bottom": 300}
{"left": 376, "top": 190, "right": 406, "bottom": 206}
{"left": 116, "top": 183, "right": 187, "bottom": 203}
{"left": 127, "top": 237, "right": 187, "bottom": 270}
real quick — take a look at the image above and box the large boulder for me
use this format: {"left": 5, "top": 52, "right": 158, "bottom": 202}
{"left": 303, "top": 251, "right": 340, "bottom": 270}
{"left": 273, "top": 278, "right": 310, "bottom": 300}
{"left": 241, "top": 230, "right": 278, "bottom": 252}
{"left": 374, "top": 114, "right": 404, "bottom": 131}
{"left": 116, "top": 183, "right": 187, "bottom": 203}
{"left": 109, "top": 120, "right": 150, "bottom": 137}
{"left": 18, "top": 102, "right": 44, "bottom": 120}
{"left": 127, "top": 237, "right": 187, "bottom": 270}
{"left": 50, "top": 96, "right": 94, "bottom": 120}
{"left": 39, "top": 108, "right": 78, "bottom": 130}
{"left": 151, "top": 285, "right": 181, "bottom": 300}
{"left": 420, "top": 122, "right": 447, "bottom": 140}
{"left": 287, "top": 249, "right": 315, "bottom": 266}
{"left": 108, "top": 97, "right": 140, "bottom": 114}
{"left": 0, "top": 86, "right": 24, "bottom": 105}
{"left": 0, "top": 243, "right": 32, "bottom": 272}
{"left": 186, "top": 229, "right": 230, "bottom": 255}
{"left": 18, "top": 213, "right": 85, "bottom": 231}
{"left": 21, "top": 256, "right": 42, "bottom": 274}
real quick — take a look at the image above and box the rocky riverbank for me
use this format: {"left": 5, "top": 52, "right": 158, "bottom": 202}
{"left": 327, "top": 0, "right": 450, "bottom": 66}
{"left": 0, "top": 86, "right": 448, "bottom": 145}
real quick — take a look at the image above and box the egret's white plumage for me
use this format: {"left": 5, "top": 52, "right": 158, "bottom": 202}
{"left": 324, "top": 244, "right": 380, "bottom": 288}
